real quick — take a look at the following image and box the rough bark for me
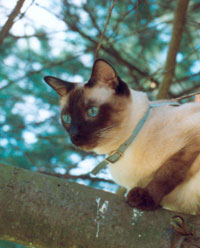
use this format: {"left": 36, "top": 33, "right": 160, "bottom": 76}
{"left": 157, "top": 0, "right": 190, "bottom": 99}
{"left": 0, "top": 163, "right": 200, "bottom": 248}
{"left": 0, "top": 0, "right": 26, "bottom": 46}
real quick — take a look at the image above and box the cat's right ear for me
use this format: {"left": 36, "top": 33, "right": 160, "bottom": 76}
{"left": 44, "top": 76, "right": 75, "bottom": 96}
{"left": 87, "top": 59, "right": 118, "bottom": 88}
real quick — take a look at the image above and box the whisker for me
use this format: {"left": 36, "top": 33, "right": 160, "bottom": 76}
{"left": 95, "top": 125, "right": 116, "bottom": 135}
{"left": 94, "top": 121, "right": 133, "bottom": 143}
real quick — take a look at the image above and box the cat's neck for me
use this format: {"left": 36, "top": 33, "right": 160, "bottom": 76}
{"left": 94, "top": 90, "right": 149, "bottom": 154}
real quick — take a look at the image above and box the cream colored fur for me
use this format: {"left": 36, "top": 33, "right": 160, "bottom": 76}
{"left": 59, "top": 83, "right": 200, "bottom": 214}
{"left": 85, "top": 85, "right": 114, "bottom": 104}
{"left": 95, "top": 90, "right": 200, "bottom": 215}
{"left": 45, "top": 61, "right": 200, "bottom": 215}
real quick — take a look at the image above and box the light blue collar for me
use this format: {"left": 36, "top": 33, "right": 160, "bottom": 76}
{"left": 90, "top": 101, "right": 180, "bottom": 175}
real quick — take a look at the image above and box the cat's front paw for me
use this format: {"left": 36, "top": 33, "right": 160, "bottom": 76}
{"left": 125, "top": 187, "right": 161, "bottom": 211}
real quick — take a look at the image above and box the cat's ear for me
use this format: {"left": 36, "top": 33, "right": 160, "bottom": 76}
{"left": 88, "top": 59, "right": 119, "bottom": 88}
{"left": 44, "top": 76, "right": 75, "bottom": 96}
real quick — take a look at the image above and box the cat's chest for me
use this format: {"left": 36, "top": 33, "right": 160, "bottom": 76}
{"left": 108, "top": 146, "right": 156, "bottom": 189}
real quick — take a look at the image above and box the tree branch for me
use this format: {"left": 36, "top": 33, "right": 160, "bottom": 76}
{"left": 0, "top": 163, "right": 199, "bottom": 248}
{"left": 0, "top": 0, "right": 26, "bottom": 46}
{"left": 157, "top": 0, "right": 190, "bottom": 99}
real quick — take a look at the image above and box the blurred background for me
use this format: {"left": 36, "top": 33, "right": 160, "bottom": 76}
{"left": 0, "top": 0, "right": 200, "bottom": 247}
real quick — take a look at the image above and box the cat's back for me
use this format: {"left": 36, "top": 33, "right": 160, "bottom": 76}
{"left": 128, "top": 101, "right": 200, "bottom": 179}
{"left": 145, "top": 101, "right": 200, "bottom": 143}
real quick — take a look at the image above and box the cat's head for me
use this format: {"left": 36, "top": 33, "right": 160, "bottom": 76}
{"left": 44, "top": 59, "right": 132, "bottom": 153}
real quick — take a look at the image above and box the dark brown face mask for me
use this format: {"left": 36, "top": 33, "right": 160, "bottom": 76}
{"left": 44, "top": 58, "right": 131, "bottom": 150}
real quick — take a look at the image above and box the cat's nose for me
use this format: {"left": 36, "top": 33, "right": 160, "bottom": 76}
{"left": 69, "top": 125, "right": 81, "bottom": 143}
{"left": 69, "top": 125, "right": 79, "bottom": 137}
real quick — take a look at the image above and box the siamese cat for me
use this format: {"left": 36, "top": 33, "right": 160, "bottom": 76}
{"left": 44, "top": 59, "right": 200, "bottom": 215}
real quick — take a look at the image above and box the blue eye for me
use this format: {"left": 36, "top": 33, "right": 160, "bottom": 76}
{"left": 62, "top": 114, "right": 71, "bottom": 124}
{"left": 88, "top": 106, "right": 99, "bottom": 117}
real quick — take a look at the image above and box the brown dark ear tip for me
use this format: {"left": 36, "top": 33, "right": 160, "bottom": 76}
{"left": 43, "top": 76, "right": 51, "bottom": 83}
{"left": 94, "top": 57, "right": 109, "bottom": 63}
{"left": 94, "top": 58, "right": 113, "bottom": 66}
{"left": 93, "top": 58, "right": 117, "bottom": 76}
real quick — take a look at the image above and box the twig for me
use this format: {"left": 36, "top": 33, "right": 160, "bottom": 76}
{"left": 95, "top": 0, "right": 117, "bottom": 58}
{"left": 0, "top": 0, "right": 26, "bottom": 46}
{"left": 17, "top": 0, "right": 35, "bottom": 21}
{"left": 83, "top": 4, "right": 101, "bottom": 35}
{"left": 176, "top": 72, "right": 200, "bottom": 83}
{"left": 170, "top": 83, "right": 200, "bottom": 98}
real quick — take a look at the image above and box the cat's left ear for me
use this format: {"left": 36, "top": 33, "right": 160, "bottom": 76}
{"left": 44, "top": 76, "right": 75, "bottom": 96}
{"left": 88, "top": 59, "right": 119, "bottom": 88}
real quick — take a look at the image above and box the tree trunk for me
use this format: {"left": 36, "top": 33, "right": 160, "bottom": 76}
{"left": 0, "top": 163, "right": 199, "bottom": 248}
{"left": 157, "top": 0, "right": 190, "bottom": 99}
